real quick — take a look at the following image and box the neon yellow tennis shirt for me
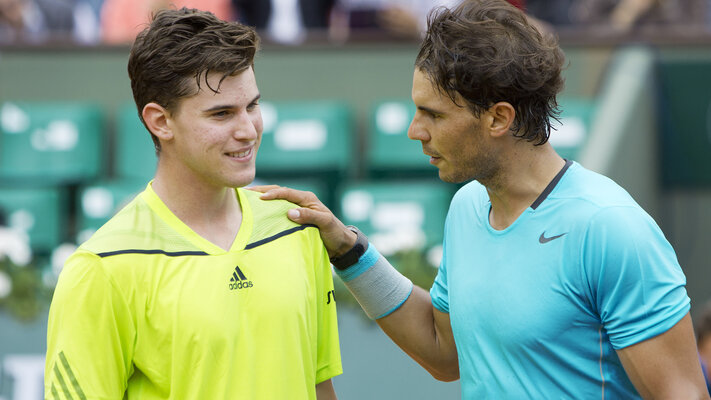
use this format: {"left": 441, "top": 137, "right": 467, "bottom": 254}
{"left": 45, "top": 184, "right": 342, "bottom": 399}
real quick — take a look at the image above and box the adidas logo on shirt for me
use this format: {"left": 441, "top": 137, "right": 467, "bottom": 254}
{"left": 229, "top": 265, "right": 253, "bottom": 290}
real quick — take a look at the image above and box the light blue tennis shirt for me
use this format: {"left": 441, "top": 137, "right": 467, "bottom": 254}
{"left": 430, "top": 161, "right": 689, "bottom": 399}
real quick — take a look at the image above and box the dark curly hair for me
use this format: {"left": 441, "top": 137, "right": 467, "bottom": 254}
{"left": 127, "top": 7, "right": 260, "bottom": 152}
{"left": 415, "top": 0, "right": 565, "bottom": 145}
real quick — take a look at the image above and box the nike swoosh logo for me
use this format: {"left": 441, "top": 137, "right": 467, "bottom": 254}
{"left": 539, "top": 231, "right": 567, "bottom": 244}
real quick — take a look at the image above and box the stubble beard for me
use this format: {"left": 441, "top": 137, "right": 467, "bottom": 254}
{"left": 439, "top": 151, "right": 501, "bottom": 187}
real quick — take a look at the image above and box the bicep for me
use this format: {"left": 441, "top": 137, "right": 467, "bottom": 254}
{"left": 616, "top": 313, "right": 709, "bottom": 399}
{"left": 433, "top": 306, "right": 457, "bottom": 367}
{"left": 377, "top": 285, "right": 459, "bottom": 381}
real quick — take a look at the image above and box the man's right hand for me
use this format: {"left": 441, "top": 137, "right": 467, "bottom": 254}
{"left": 249, "top": 185, "right": 357, "bottom": 258}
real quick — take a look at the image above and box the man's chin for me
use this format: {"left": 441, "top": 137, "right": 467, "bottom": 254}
{"left": 438, "top": 170, "right": 467, "bottom": 184}
{"left": 231, "top": 172, "right": 256, "bottom": 188}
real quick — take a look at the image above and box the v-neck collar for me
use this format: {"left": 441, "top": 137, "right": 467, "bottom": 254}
{"left": 530, "top": 159, "right": 573, "bottom": 210}
{"left": 142, "top": 182, "right": 253, "bottom": 255}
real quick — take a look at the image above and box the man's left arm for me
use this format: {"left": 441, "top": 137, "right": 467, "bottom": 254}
{"left": 316, "top": 379, "right": 337, "bottom": 400}
{"left": 585, "top": 207, "right": 709, "bottom": 399}
{"left": 617, "top": 313, "right": 709, "bottom": 399}
{"left": 308, "top": 226, "right": 343, "bottom": 396}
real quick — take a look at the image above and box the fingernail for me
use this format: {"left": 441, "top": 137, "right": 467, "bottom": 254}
{"left": 287, "top": 209, "right": 300, "bottom": 219}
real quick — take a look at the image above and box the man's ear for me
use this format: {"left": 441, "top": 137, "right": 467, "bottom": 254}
{"left": 142, "top": 102, "right": 173, "bottom": 142}
{"left": 487, "top": 102, "right": 515, "bottom": 138}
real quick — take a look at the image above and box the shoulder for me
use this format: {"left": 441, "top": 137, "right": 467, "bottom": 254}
{"left": 79, "top": 190, "right": 197, "bottom": 256}
{"left": 56, "top": 249, "right": 113, "bottom": 292}
{"left": 239, "top": 188, "right": 301, "bottom": 225}
{"left": 238, "top": 188, "right": 319, "bottom": 244}
{"left": 569, "top": 175, "right": 671, "bottom": 263}
{"left": 542, "top": 163, "right": 648, "bottom": 228}
{"left": 558, "top": 162, "right": 639, "bottom": 210}
{"left": 78, "top": 194, "right": 147, "bottom": 254}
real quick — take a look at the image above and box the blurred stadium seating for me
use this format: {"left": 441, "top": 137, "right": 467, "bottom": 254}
{"left": 367, "top": 99, "right": 433, "bottom": 178}
{"left": 0, "top": 187, "right": 66, "bottom": 254}
{"left": 254, "top": 99, "right": 355, "bottom": 208}
{"left": 339, "top": 180, "right": 453, "bottom": 259}
{"left": 114, "top": 102, "right": 157, "bottom": 182}
{"left": 0, "top": 101, "right": 105, "bottom": 184}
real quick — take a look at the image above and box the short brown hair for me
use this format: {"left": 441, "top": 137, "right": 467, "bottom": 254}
{"left": 416, "top": 0, "right": 565, "bottom": 145}
{"left": 127, "top": 7, "right": 260, "bottom": 152}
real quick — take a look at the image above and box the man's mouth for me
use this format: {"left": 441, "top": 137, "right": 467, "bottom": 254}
{"left": 226, "top": 148, "right": 252, "bottom": 159}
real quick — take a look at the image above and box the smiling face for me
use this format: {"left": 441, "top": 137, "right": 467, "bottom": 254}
{"left": 408, "top": 68, "right": 500, "bottom": 184}
{"left": 160, "top": 68, "right": 263, "bottom": 190}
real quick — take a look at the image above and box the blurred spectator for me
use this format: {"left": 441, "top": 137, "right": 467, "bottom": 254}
{"left": 331, "top": 0, "right": 551, "bottom": 40}
{"left": 232, "top": 0, "right": 334, "bottom": 44}
{"left": 73, "top": 0, "right": 101, "bottom": 43}
{"left": 607, "top": 0, "right": 708, "bottom": 32}
{"left": 0, "top": 0, "right": 89, "bottom": 44}
{"left": 331, "top": 0, "right": 459, "bottom": 39}
{"left": 100, "top": 0, "right": 233, "bottom": 44}
{"left": 526, "top": 0, "right": 709, "bottom": 34}
{"left": 524, "top": 0, "right": 576, "bottom": 27}
{"left": 697, "top": 302, "right": 711, "bottom": 394}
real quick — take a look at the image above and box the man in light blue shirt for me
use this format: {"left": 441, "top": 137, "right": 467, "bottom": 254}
{"left": 431, "top": 160, "right": 689, "bottom": 398}
{"left": 256, "top": 0, "right": 709, "bottom": 397}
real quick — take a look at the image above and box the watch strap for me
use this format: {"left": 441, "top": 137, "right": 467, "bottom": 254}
{"left": 330, "top": 226, "right": 369, "bottom": 270}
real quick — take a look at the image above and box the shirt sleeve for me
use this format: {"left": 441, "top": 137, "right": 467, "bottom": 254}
{"left": 311, "top": 229, "right": 343, "bottom": 384}
{"left": 582, "top": 206, "right": 690, "bottom": 349}
{"left": 430, "top": 227, "right": 450, "bottom": 314}
{"left": 45, "top": 251, "right": 135, "bottom": 399}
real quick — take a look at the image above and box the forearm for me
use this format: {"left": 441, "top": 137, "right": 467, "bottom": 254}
{"left": 334, "top": 239, "right": 458, "bottom": 380}
{"left": 315, "top": 379, "right": 337, "bottom": 400}
{"left": 253, "top": 188, "right": 459, "bottom": 380}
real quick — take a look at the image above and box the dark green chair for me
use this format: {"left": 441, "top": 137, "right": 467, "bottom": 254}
{"left": 0, "top": 101, "right": 104, "bottom": 184}
{"left": 256, "top": 100, "right": 354, "bottom": 172}
{"left": 114, "top": 102, "right": 157, "bottom": 183}
{"left": 0, "top": 187, "right": 67, "bottom": 254}
{"left": 550, "top": 97, "right": 597, "bottom": 161}
{"left": 337, "top": 180, "right": 454, "bottom": 261}
{"left": 367, "top": 99, "right": 438, "bottom": 179}
{"left": 255, "top": 100, "right": 355, "bottom": 207}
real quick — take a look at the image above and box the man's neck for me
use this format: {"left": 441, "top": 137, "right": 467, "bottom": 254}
{"left": 152, "top": 165, "right": 243, "bottom": 251}
{"left": 485, "top": 143, "right": 565, "bottom": 230}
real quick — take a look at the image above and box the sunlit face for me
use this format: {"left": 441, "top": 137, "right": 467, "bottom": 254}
{"left": 163, "top": 68, "right": 263, "bottom": 189}
{"left": 408, "top": 68, "right": 499, "bottom": 184}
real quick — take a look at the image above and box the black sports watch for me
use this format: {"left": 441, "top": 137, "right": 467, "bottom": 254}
{"left": 329, "top": 226, "right": 369, "bottom": 270}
